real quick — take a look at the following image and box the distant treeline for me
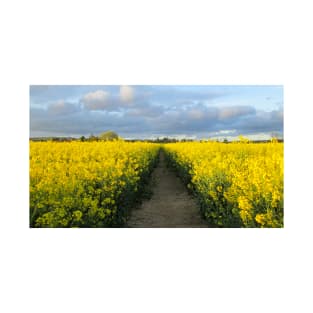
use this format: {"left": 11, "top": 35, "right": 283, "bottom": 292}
{"left": 29, "top": 130, "right": 283, "bottom": 143}
{"left": 29, "top": 136, "right": 194, "bottom": 143}
{"left": 29, "top": 136, "right": 283, "bottom": 143}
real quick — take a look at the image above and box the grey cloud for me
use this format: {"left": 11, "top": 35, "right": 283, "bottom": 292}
{"left": 144, "top": 106, "right": 282, "bottom": 137}
{"left": 30, "top": 85, "right": 284, "bottom": 139}
{"left": 47, "top": 100, "right": 81, "bottom": 116}
{"left": 30, "top": 107, "right": 149, "bottom": 137}
{"left": 164, "top": 105, "right": 255, "bottom": 127}
{"left": 234, "top": 109, "right": 283, "bottom": 133}
{"left": 30, "top": 96, "right": 283, "bottom": 139}
{"left": 125, "top": 104, "right": 164, "bottom": 118}
{"left": 81, "top": 90, "right": 112, "bottom": 111}
{"left": 217, "top": 106, "right": 256, "bottom": 120}
{"left": 187, "top": 106, "right": 218, "bottom": 121}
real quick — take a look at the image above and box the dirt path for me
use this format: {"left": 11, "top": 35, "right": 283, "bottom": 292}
{"left": 126, "top": 150, "right": 208, "bottom": 228}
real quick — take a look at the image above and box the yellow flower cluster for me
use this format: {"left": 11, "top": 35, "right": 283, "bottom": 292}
{"left": 30, "top": 141, "right": 159, "bottom": 227}
{"left": 164, "top": 141, "right": 283, "bottom": 227}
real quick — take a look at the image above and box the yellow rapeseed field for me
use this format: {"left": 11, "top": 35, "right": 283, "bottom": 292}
{"left": 30, "top": 139, "right": 283, "bottom": 228}
{"left": 30, "top": 141, "right": 160, "bottom": 227}
{"left": 164, "top": 140, "right": 283, "bottom": 227}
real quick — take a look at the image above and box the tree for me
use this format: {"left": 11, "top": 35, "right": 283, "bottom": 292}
{"left": 80, "top": 136, "right": 86, "bottom": 142}
{"left": 89, "top": 134, "right": 98, "bottom": 142}
{"left": 238, "top": 135, "right": 250, "bottom": 143}
{"left": 99, "top": 131, "right": 119, "bottom": 141}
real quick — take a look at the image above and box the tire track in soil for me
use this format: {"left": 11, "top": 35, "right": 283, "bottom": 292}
{"left": 126, "top": 150, "right": 208, "bottom": 228}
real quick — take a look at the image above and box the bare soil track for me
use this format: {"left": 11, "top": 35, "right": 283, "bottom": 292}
{"left": 126, "top": 151, "right": 208, "bottom": 228}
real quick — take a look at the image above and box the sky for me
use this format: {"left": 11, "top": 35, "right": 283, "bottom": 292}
{"left": 30, "top": 85, "right": 283, "bottom": 140}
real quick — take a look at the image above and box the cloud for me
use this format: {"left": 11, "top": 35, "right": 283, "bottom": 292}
{"left": 47, "top": 100, "right": 81, "bottom": 116}
{"left": 120, "top": 85, "right": 134, "bottom": 103}
{"left": 30, "top": 86, "right": 284, "bottom": 139}
{"left": 188, "top": 109, "right": 206, "bottom": 120}
{"left": 30, "top": 106, "right": 149, "bottom": 137}
{"left": 188, "top": 106, "right": 218, "bottom": 121}
{"left": 225, "top": 109, "right": 283, "bottom": 136}
{"left": 217, "top": 130, "right": 237, "bottom": 135}
{"left": 81, "top": 90, "right": 110, "bottom": 110}
{"left": 218, "top": 106, "right": 256, "bottom": 120}
{"left": 126, "top": 105, "right": 164, "bottom": 118}
{"left": 81, "top": 87, "right": 138, "bottom": 111}
{"left": 30, "top": 103, "right": 283, "bottom": 139}
{"left": 141, "top": 105, "right": 281, "bottom": 137}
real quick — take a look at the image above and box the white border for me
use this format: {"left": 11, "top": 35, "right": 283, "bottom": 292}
{"left": 1, "top": 1, "right": 312, "bottom": 313}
